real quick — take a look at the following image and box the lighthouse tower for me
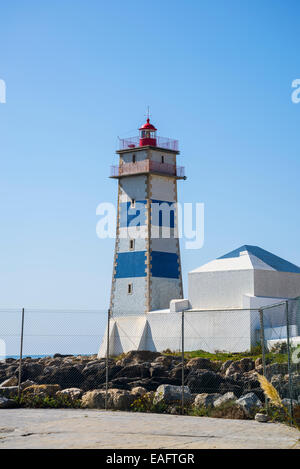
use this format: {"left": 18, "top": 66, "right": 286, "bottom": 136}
{"left": 109, "top": 117, "right": 186, "bottom": 316}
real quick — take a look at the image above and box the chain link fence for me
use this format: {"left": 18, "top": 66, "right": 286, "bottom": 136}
{"left": 0, "top": 301, "right": 299, "bottom": 420}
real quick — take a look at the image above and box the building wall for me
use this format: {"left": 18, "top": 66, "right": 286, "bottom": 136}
{"left": 188, "top": 270, "right": 254, "bottom": 310}
{"left": 254, "top": 270, "right": 300, "bottom": 299}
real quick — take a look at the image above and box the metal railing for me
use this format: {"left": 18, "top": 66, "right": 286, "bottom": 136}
{"left": 119, "top": 136, "right": 179, "bottom": 152}
{"left": 110, "top": 160, "right": 185, "bottom": 178}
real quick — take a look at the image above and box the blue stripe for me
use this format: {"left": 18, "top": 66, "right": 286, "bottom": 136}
{"left": 115, "top": 251, "right": 147, "bottom": 278}
{"left": 151, "top": 251, "right": 179, "bottom": 279}
{"left": 151, "top": 200, "right": 175, "bottom": 228}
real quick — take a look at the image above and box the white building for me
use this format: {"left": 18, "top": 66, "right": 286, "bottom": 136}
{"left": 99, "top": 245, "right": 300, "bottom": 356}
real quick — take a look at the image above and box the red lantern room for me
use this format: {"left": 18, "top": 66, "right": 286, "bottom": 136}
{"left": 139, "top": 118, "right": 157, "bottom": 147}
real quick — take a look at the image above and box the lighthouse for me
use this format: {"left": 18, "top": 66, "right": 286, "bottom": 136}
{"left": 109, "top": 117, "right": 186, "bottom": 316}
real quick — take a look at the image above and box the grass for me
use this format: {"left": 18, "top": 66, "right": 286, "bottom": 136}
{"left": 113, "top": 345, "right": 290, "bottom": 365}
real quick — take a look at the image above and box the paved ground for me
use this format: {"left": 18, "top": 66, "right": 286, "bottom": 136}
{"left": 0, "top": 409, "right": 299, "bottom": 449}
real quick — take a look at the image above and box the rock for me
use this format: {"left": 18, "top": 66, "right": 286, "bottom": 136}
{"left": 82, "top": 390, "right": 106, "bottom": 409}
{"left": 20, "top": 380, "right": 36, "bottom": 390}
{"left": 186, "top": 358, "right": 214, "bottom": 370}
{"left": 255, "top": 357, "right": 262, "bottom": 368}
{"left": 153, "top": 384, "right": 192, "bottom": 405}
{"left": 236, "top": 392, "right": 262, "bottom": 416}
{"left": 194, "top": 393, "right": 222, "bottom": 408}
{"left": 131, "top": 387, "right": 147, "bottom": 396}
{"left": 238, "top": 358, "right": 254, "bottom": 373}
{"left": 16, "top": 363, "right": 44, "bottom": 381}
{"left": 0, "top": 386, "right": 18, "bottom": 398}
{"left": 38, "top": 366, "right": 84, "bottom": 389}
{"left": 117, "top": 351, "right": 161, "bottom": 366}
{"left": 22, "top": 384, "right": 61, "bottom": 397}
{"left": 225, "top": 363, "right": 240, "bottom": 377}
{"left": 149, "top": 365, "right": 168, "bottom": 378}
{"left": 53, "top": 354, "right": 73, "bottom": 358}
{"left": 214, "top": 392, "right": 237, "bottom": 407}
{"left": 109, "top": 389, "right": 135, "bottom": 410}
{"left": 0, "top": 377, "right": 18, "bottom": 387}
{"left": 281, "top": 398, "right": 298, "bottom": 409}
{"left": 114, "top": 364, "right": 150, "bottom": 379}
{"left": 187, "top": 370, "right": 224, "bottom": 394}
{"left": 169, "top": 365, "right": 188, "bottom": 380}
{"left": 0, "top": 397, "right": 17, "bottom": 408}
{"left": 56, "top": 388, "right": 83, "bottom": 399}
{"left": 220, "top": 360, "right": 234, "bottom": 373}
{"left": 255, "top": 413, "right": 269, "bottom": 423}
{"left": 153, "top": 356, "right": 173, "bottom": 368}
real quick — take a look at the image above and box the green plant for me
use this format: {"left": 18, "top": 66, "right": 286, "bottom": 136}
{"left": 131, "top": 393, "right": 168, "bottom": 414}
{"left": 15, "top": 393, "right": 82, "bottom": 409}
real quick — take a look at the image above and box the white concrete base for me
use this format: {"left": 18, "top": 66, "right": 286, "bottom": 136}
{"left": 98, "top": 308, "right": 255, "bottom": 357}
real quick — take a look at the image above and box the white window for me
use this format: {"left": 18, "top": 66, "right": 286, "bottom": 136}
{"left": 128, "top": 283, "right": 133, "bottom": 294}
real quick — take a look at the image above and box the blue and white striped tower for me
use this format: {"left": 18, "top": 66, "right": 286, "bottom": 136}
{"left": 109, "top": 118, "right": 186, "bottom": 316}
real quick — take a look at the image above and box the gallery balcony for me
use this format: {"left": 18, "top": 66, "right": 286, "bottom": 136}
{"left": 110, "top": 160, "right": 186, "bottom": 179}
{"left": 118, "top": 136, "right": 179, "bottom": 152}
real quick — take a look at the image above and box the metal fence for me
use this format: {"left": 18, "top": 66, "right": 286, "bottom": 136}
{"left": 0, "top": 301, "right": 299, "bottom": 419}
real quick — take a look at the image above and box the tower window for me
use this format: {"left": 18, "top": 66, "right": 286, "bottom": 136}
{"left": 132, "top": 154, "right": 136, "bottom": 163}
{"left": 129, "top": 239, "right": 135, "bottom": 251}
{"left": 161, "top": 155, "right": 164, "bottom": 164}
{"left": 131, "top": 198, "right": 136, "bottom": 208}
{"left": 128, "top": 283, "right": 133, "bottom": 294}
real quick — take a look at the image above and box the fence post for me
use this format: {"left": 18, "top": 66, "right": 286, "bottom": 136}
{"left": 105, "top": 308, "right": 111, "bottom": 411}
{"left": 181, "top": 310, "right": 185, "bottom": 415}
{"left": 285, "top": 301, "right": 294, "bottom": 420}
{"left": 259, "top": 308, "right": 268, "bottom": 411}
{"left": 17, "top": 308, "right": 25, "bottom": 401}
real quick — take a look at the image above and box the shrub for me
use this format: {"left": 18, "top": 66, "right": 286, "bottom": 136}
{"left": 15, "top": 393, "right": 82, "bottom": 409}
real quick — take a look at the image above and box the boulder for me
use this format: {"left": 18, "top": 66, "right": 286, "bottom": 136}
{"left": 214, "top": 392, "right": 237, "bottom": 407}
{"left": 220, "top": 360, "right": 234, "bottom": 374}
{"left": 0, "top": 397, "right": 17, "bottom": 409}
{"left": 114, "top": 364, "right": 150, "bottom": 379}
{"left": 255, "top": 357, "right": 263, "bottom": 369}
{"left": 0, "top": 386, "right": 18, "bottom": 398}
{"left": 38, "top": 365, "right": 84, "bottom": 388}
{"left": 153, "top": 384, "right": 192, "bottom": 405}
{"left": 0, "top": 377, "right": 18, "bottom": 387}
{"left": 149, "top": 365, "right": 168, "bottom": 378}
{"left": 117, "top": 351, "right": 161, "bottom": 367}
{"left": 187, "top": 369, "right": 224, "bottom": 394}
{"left": 238, "top": 358, "right": 255, "bottom": 373}
{"left": 194, "top": 393, "right": 222, "bottom": 408}
{"left": 56, "top": 388, "right": 83, "bottom": 399}
{"left": 22, "top": 384, "right": 61, "bottom": 397}
{"left": 131, "top": 387, "right": 147, "bottom": 396}
{"left": 236, "top": 392, "right": 262, "bottom": 416}
{"left": 255, "top": 413, "right": 269, "bottom": 423}
{"left": 186, "top": 358, "right": 214, "bottom": 370}
{"left": 281, "top": 398, "right": 298, "bottom": 409}
{"left": 109, "top": 389, "right": 135, "bottom": 411}
{"left": 20, "top": 380, "right": 36, "bottom": 391}
{"left": 82, "top": 390, "right": 106, "bottom": 409}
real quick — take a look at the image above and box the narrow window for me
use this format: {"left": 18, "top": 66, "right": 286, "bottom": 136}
{"left": 129, "top": 239, "right": 135, "bottom": 251}
{"left": 131, "top": 198, "right": 136, "bottom": 208}
{"left": 128, "top": 283, "right": 133, "bottom": 294}
{"left": 161, "top": 155, "right": 164, "bottom": 164}
{"left": 132, "top": 154, "right": 136, "bottom": 163}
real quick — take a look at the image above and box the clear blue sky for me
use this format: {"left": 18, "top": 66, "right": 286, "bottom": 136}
{"left": 1, "top": 0, "right": 300, "bottom": 310}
